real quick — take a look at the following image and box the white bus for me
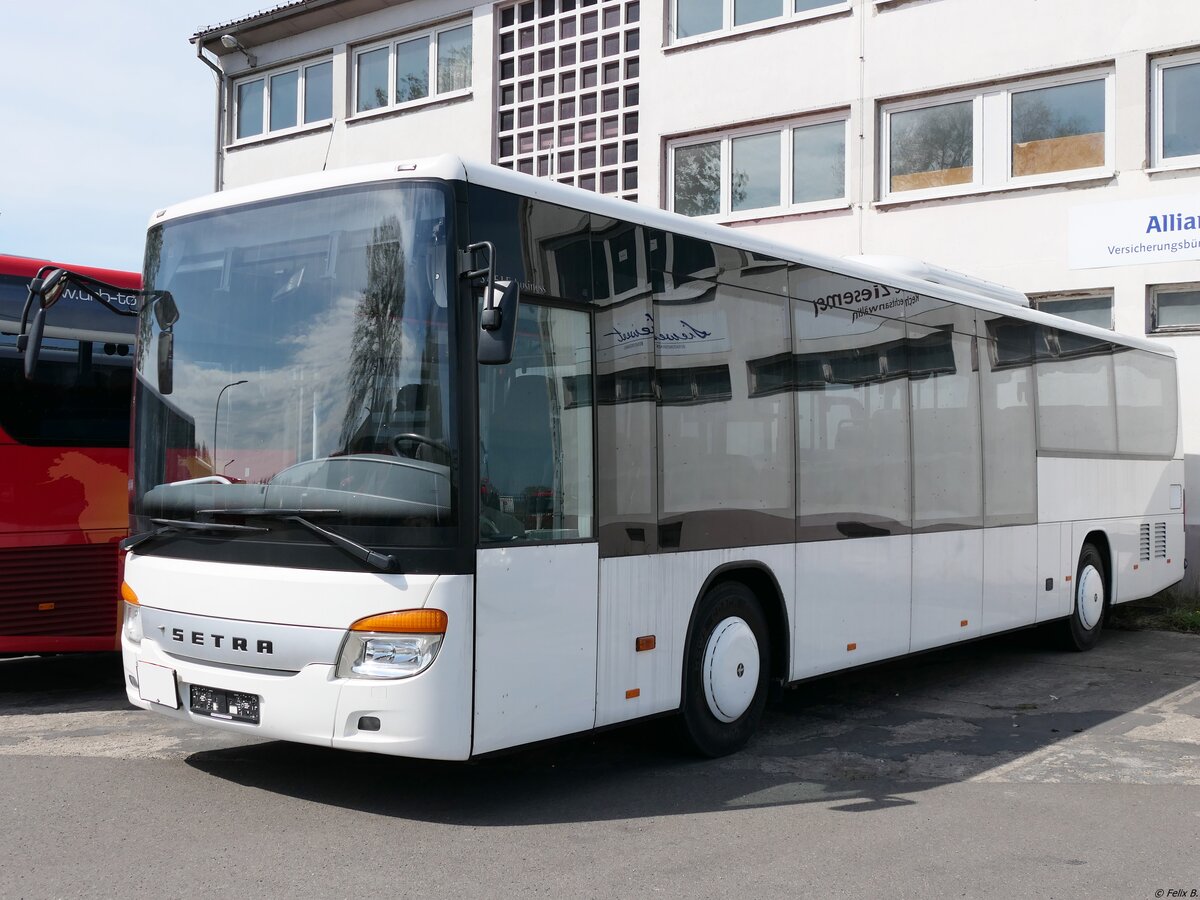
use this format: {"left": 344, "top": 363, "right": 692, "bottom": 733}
{"left": 112, "top": 156, "right": 1182, "bottom": 759}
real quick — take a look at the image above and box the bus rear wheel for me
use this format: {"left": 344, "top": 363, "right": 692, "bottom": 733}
{"left": 1065, "top": 543, "right": 1108, "bottom": 652}
{"left": 680, "top": 581, "right": 770, "bottom": 757}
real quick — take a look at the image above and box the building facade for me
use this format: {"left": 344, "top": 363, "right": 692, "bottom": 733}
{"left": 194, "top": 0, "right": 1200, "bottom": 591}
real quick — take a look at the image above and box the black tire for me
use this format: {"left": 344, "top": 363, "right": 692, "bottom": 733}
{"left": 679, "top": 580, "right": 770, "bottom": 757}
{"left": 1064, "top": 543, "right": 1108, "bottom": 652}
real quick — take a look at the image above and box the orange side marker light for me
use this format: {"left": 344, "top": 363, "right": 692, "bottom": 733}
{"left": 635, "top": 635, "right": 656, "bottom": 652}
{"left": 960, "top": 619, "right": 969, "bottom": 628}
{"left": 38, "top": 602, "right": 55, "bottom": 611}
{"left": 625, "top": 688, "right": 640, "bottom": 700}
{"left": 847, "top": 642, "right": 857, "bottom": 652}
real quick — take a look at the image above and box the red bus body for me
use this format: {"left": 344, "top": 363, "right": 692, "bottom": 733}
{"left": 0, "top": 253, "right": 140, "bottom": 653}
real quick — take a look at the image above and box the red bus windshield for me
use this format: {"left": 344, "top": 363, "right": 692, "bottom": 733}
{"left": 0, "top": 254, "right": 140, "bottom": 654}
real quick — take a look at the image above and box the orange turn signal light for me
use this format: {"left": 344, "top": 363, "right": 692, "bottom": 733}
{"left": 350, "top": 609, "right": 447, "bottom": 634}
{"left": 120, "top": 582, "right": 139, "bottom": 605}
{"left": 635, "top": 635, "right": 656, "bottom": 652}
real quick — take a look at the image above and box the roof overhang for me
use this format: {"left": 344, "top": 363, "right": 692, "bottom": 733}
{"left": 192, "top": 0, "right": 401, "bottom": 60}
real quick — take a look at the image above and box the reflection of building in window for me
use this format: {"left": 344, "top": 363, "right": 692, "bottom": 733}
{"left": 579, "top": 365, "right": 732, "bottom": 406}
{"left": 746, "top": 329, "right": 954, "bottom": 397}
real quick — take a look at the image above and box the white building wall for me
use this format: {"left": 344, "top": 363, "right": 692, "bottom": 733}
{"left": 206, "top": 0, "right": 1200, "bottom": 592}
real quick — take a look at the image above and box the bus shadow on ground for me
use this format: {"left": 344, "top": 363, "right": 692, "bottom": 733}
{"left": 0, "top": 652, "right": 128, "bottom": 716}
{"left": 184, "top": 627, "right": 1200, "bottom": 825}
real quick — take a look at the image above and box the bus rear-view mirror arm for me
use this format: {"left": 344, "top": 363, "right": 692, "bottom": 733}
{"left": 20, "top": 267, "right": 146, "bottom": 380}
{"left": 463, "top": 241, "right": 520, "bottom": 366}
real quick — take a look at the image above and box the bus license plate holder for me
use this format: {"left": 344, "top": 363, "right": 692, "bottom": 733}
{"left": 189, "top": 684, "right": 260, "bottom": 724}
{"left": 136, "top": 661, "right": 180, "bottom": 709}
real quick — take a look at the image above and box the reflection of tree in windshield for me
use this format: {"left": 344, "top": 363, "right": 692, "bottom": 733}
{"left": 341, "top": 217, "right": 407, "bottom": 450}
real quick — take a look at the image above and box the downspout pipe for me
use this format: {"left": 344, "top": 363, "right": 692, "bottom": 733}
{"left": 195, "top": 39, "right": 225, "bottom": 192}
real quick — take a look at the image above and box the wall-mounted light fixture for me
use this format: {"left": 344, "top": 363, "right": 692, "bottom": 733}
{"left": 220, "top": 34, "right": 257, "bottom": 68}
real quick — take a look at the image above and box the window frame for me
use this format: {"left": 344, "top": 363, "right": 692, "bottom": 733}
{"left": 1030, "top": 291, "right": 1114, "bottom": 331}
{"left": 879, "top": 68, "right": 1114, "bottom": 203}
{"left": 668, "top": 0, "right": 850, "bottom": 47}
{"left": 351, "top": 20, "right": 474, "bottom": 118}
{"left": 667, "top": 112, "right": 850, "bottom": 221}
{"left": 1149, "top": 282, "right": 1200, "bottom": 334}
{"left": 230, "top": 57, "right": 334, "bottom": 144}
{"left": 1152, "top": 50, "right": 1200, "bottom": 170}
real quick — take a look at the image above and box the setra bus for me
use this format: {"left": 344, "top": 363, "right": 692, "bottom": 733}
{"left": 0, "top": 253, "right": 140, "bottom": 654}
{"left": 108, "top": 157, "right": 1182, "bottom": 758}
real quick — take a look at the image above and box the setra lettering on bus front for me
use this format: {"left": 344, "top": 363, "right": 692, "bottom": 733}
{"left": 170, "top": 628, "right": 273, "bottom": 654}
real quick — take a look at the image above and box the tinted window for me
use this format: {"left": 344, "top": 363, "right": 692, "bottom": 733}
{"left": 979, "top": 313, "right": 1036, "bottom": 525}
{"left": 1113, "top": 348, "right": 1177, "bottom": 457}
{"left": 1035, "top": 328, "right": 1116, "bottom": 454}
{"left": 907, "top": 302, "right": 981, "bottom": 531}
{"left": 791, "top": 268, "right": 911, "bottom": 540}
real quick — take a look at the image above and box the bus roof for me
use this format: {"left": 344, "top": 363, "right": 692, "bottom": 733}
{"left": 0, "top": 253, "right": 141, "bottom": 290}
{"left": 149, "top": 156, "right": 1174, "bottom": 359}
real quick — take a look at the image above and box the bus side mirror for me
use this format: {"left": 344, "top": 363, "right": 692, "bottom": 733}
{"left": 464, "top": 241, "right": 520, "bottom": 366}
{"left": 478, "top": 281, "right": 520, "bottom": 366}
{"left": 23, "top": 306, "right": 47, "bottom": 380}
{"left": 20, "top": 267, "right": 69, "bottom": 380}
{"left": 153, "top": 294, "right": 178, "bottom": 394}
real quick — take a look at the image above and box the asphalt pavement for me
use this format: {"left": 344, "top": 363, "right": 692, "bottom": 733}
{"left": 1, "top": 626, "right": 1197, "bottom": 899}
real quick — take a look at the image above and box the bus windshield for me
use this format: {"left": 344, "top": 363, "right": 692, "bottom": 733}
{"left": 133, "top": 182, "right": 459, "bottom": 557}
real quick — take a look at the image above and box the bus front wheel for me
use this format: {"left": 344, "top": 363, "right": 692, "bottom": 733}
{"left": 680, "top": 581, "right": 770, "bottom": 757}
{"left": 1065, "top": 543, "right": 1108, "bottom": 652}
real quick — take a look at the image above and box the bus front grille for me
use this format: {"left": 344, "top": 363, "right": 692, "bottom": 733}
{"left": 0, "top": 544, "right": 119, "bottom": 636}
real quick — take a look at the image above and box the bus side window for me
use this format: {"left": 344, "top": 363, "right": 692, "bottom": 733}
{"left": 479, "top": 303, "right": 593, "bottom": 544}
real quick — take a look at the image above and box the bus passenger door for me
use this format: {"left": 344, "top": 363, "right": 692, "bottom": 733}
{"left": 473, "top": 302, "right": 598, "bottom": 755}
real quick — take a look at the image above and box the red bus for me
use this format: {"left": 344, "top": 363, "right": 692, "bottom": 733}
{"left": 0, "top": 253, "right": 140, "bottom": 653}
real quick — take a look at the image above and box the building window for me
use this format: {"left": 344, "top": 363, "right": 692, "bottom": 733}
{"left": 354, "top": 22, "right": 473, "bottom": 115}
{"left": 233, "top": 60, "right": 333, "bottom": 141}
{"left": 1032, "top": 293, "right": 1113, "bottom": 330}
{"left": 1150, "top": 283, "right": 1200, "bottom": 333}
{"left": 494, "top": 0, "right": 640, "bottom": 200}
{"left": 669, "top": 115, "right": 847, "bottom": 218}
{"left": 881, "top": 70, "right": 1112, "bottom": 200}
{"left": 671, "top": 0, "right": 846, "bottom": 42}
{"left": 1153, "top": 51, "right": 1200, "bottom": 168}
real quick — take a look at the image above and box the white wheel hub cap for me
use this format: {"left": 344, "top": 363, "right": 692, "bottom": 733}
{"left": 703, "top": 616, "right": 760, "bottom": 723}
{"left": 1077, "top": 564, "right": 1104, "bottom": 630}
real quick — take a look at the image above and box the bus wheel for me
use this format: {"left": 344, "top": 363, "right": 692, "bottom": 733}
{"left": 1065, "top": 543, "right": 1108, "bottom": 652}
{"left": 680, "top": 580, "right": 770, "bottom": 757}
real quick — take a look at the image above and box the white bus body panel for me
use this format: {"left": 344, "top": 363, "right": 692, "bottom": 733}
{"left": 472, "top": 542, "right": 599, "bottom": 754}
{"left": 121, "top": 555, "right": 474, "bottom": 760}
{"left": 910, "top": 530, "right": 984, "bottom": 652}
{"left": 1038, "top": 456, "right": 1184, "bottom": 603}
{"left": 793, "top": 535, "right": 910, "bottom": 679}
{"left": 982, "top": 525, "right": 1038, "bottom": 635}
{"left": 594, "top": 544, "right": 795, "bottom": 728}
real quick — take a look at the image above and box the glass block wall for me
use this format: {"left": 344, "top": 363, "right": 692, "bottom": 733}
{"left": 495, "top": 0, "right": 641, "bottom": 200}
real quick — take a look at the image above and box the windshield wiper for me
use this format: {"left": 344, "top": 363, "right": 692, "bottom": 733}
{"left": 121, "top": 518, "right": 270, "bottom": 552}
{"left": 198, "top": 508, "right": 397, "bottom": 572}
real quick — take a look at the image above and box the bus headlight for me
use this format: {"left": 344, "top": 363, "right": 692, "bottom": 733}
{"left": 335, "top": 609, "right": 447, "bottom": 680}
{"left": 122, "top": 601, "right": 143, "bottom": 644}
